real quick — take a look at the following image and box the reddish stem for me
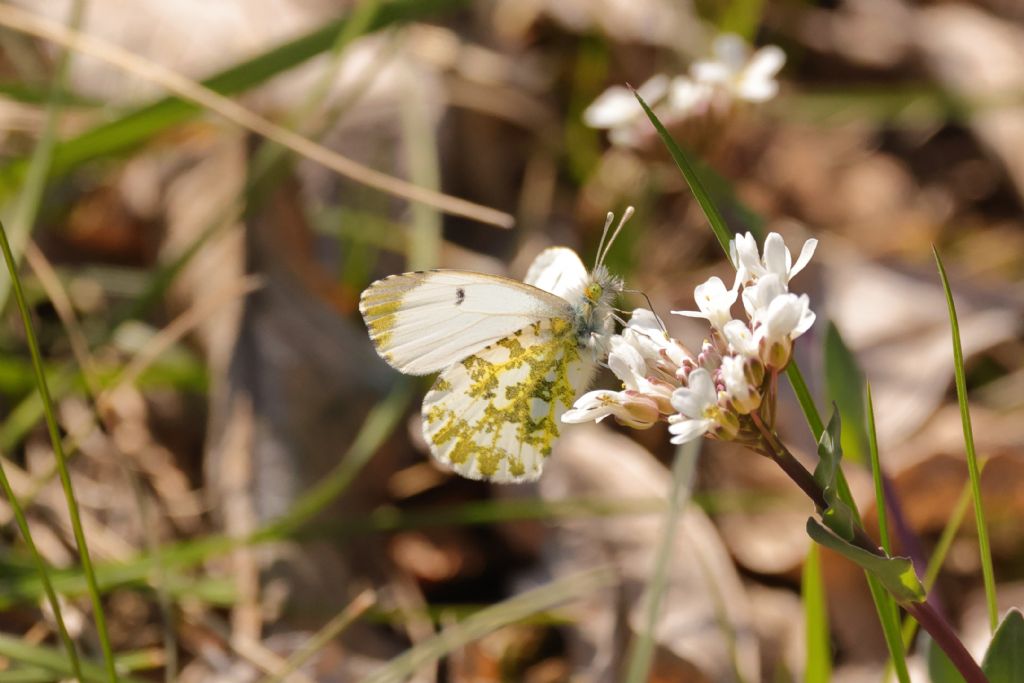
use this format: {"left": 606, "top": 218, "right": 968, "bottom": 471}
{"left": 748, "top": 414, "right": 988, "bottom": 683}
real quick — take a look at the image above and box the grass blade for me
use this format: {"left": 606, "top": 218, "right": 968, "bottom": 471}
{"left": 259, "top": 589, "right": 376, "bottom": 683}
{"left": 361, "top": 567, "right": 616, "bottom": 683}
{"left": 633, "top": 91, "right": 733, "bottom": 252}
{"left": 0, "top": 634, "right": 148, "bottom": 683}
{"left": 0, "top": 4, "right": 510, "bottom": 229}
{"left": 933, "top": 247, "right": 997, "bottom": 633}
{"left": 867, "top": 384, "right": 911, "bottom": 683}
{"left": 255, "top": 380, "right": 414, "bottom": 540}
{"left": 0, "top": 0, "right": 83, "bottom": 311}
{"left": 802, "top": 544, "right": 831, "bottom": 682}
{"left": 0, "top": 450, "right": 82, "bottom": 676}
{"left": 622, "top": 439, "right": 700, "bottom": 683}
{"left": 0, "top": 218, "right": 118, "bottom": 681}
{"left": 0, "top": 0, "right": 465, "bottom": 189}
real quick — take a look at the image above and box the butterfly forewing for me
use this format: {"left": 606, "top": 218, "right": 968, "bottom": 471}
{"left": 421, "top": 317, "right": 595, "bottom": 482}
{"left": 359, "top": 270, "right": 571, "bottom": 375}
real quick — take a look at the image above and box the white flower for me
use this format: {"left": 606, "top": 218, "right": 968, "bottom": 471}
{"left": 668, "top": 369, "right": 719, "bottom": 444}
{"left": 621, "top": 308, "right": 693, "bottom": 372}
{"left": 583, "top": 74, "right": 669, "bottom": 146}
{"left": 691, "top": 33, "right": 785, "bottom": 103}
{"left": 722, "top": 319, "right": 758, "bottom": 359}
{"left": 668, "top": 368, "right": 740, "bottom": 444}
{"left": 721, "top": 354, "right": 761, "bottom": 414}
{"left": 672, "top": 276, "right": 737, "bottom": 331}
{"left": 667, "top": 75, "right": 713, "bottom": 116}
{"left": 755, "top": 293, "right": 816, "bottom": 368}
{"left": 741, "top": 272, "right": 786, "bottom": 321}
{"left": 608, "top": 336, "right": 674, "bottom": 413}
{"left": 562, "top": 389, "right": 660, "bottom": 430}
{"left": 730, "top": 231, "right": 817, "bottom": 287}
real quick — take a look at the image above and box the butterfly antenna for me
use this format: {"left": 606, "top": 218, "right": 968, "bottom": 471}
{"left": 622, "top": 288, "right": 668, "bottom": 333}
{"left": 597, "top": 206, "right": 635, "bottom": 267}
{"left": 594, "top": 211, "right": 615, "bottom": 270}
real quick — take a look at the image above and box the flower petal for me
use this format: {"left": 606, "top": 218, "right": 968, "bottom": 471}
{"left": 789, "top": 238, "right": 818, "bottom": 280}
{"left": 668, "top": 418, "right": 712, "bottom": 444}
{"left": 762, "top": 233, "right": 791, "bottom": 279}
{"left": 583, "top": 86, "right": 639, "bottom": 129}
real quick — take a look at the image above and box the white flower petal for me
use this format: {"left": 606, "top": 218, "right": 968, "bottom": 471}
{"left": 691, "top": 60, "right": 732, "bottom": 86}
{"left": 723, "top": 319, "right": 758, "bottom": 358}
{"left": 712, "top": 33, "right": 749, "bottom": 72}
{"left": 668, "top": 418, "right": 712, "bottom": 444}
{"left": 732, "top": 231, "right": 763, "bottom": 280}
{"left": 672, "top": 368, "right": 716, "bottom": 417}
{"left": 745, "top": 45, "right": 786, "bottom": 82}
{"left": 637, "top": 73, "right": 670, "bottom": 103}
{"left": 762, "top": 294, "right": 804, "bottom": 342}
{"left": 667, "top": 76, "right": 711, "bottom": 114}
{"left": 583, "top": 86, "right": 639, "bottom": 129}
{"left": 736, "top": 77, "right": 778, "bottom": 103}
{"left": 608, "top": 337, "right": 648, "bottom": 391}
{"left": 762, "top": 233, "right": 791, "bottom": 279}
{"left": 562, "top": 390, "right": 620, "bottom": 423}
{"left": 789, "top": 238, "right": 818, "bottom": 280}
{"left": 791, "top": 296, "right": 816, "bottom": 337}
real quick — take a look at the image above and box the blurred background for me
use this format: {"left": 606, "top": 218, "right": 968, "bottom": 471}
{"left": 0, "top": 0, "right": 1022, "bottom": 681}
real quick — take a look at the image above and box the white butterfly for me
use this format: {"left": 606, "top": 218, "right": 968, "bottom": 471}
{"left": 359, "top": 211, "right": 631, "bottom": 483}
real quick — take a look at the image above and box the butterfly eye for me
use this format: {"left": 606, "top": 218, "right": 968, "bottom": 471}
{"left": 585, "top": 282, "right": 603, "bottom": 302}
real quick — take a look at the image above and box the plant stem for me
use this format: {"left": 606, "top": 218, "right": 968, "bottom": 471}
{"left": 750, "top": 418, "right": 988, "bottom": 683}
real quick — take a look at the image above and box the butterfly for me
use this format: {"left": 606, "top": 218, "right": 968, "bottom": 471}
{"left": 358, "top": 210, "right": 631, "bottom": 483}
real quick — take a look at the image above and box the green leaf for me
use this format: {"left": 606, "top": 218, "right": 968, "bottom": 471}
{"left": 812, "top": 410, "right": 856, "bottom": 541}
{"left": 925, "top": 634, "right": 967, "bottom": 683}
{"left": 823, "top": 321, "right": 868, "bottom": 464}
{"left": 806, "top": 518, "right": 925, "bottom": 603}
{"left": 982, "top": 609, "right": 1024, "bottom": 682}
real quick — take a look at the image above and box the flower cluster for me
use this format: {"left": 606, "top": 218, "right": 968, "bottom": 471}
{"left": 583, "top": 33, "right": 786, "bottom": 147}
{"left": 563, "top": 231, "right": 817, "bottom": 445}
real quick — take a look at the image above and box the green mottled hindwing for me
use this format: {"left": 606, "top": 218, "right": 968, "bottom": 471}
{"left": 422, "top": 317, "right": 596, "bottom": 482}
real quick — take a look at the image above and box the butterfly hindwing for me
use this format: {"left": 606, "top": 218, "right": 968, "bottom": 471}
{"left": 421, "top": 317, "right": 596, "bottom": 482}
{"left": 360, "top": 270, "right": 571, "bottom": 376}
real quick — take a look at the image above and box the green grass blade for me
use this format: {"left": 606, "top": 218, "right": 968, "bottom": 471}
{"left": 0, "top": 0, "right": 83, "bottom": 311}
{"left": 622, "top": 440, "right": 701, "bottom": 683}
{"left": 0, "top": 0, "right": 465, "bottom": 192}
{"left": 0, "top": 10, "right": 88, "bottom": 657}
{"left": 865, "top": 384, "right": 891, "bottom": 554}
{"left": 0, "top": 218, "right": 117, "bottom": 682}
{"left": 785, "top": 363, "right": 825, "bottom": 439}
{"left": 0, "top": 461, "right": 82, "bottom": 677}
{"left": 361, "top": 566, "right": 616, "bottom": 683}
{"left": 933, "top": 247, "right": 997, "bottom": 633}
{"left": 866, "top": 384, "right": 911, "bottom": 683}
{"left": 802, "top": 544, "right": 831, "bottom": 682}
{"left": 0, "top": 634, "right": 147, "bottom": 683}
{"left": 633, "top": 91, "right": 733, "bottom": 252}
{"left": 255, "top": 380, "right": 414, "bottom": 540}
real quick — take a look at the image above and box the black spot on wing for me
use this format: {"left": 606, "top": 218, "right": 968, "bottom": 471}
{"left": 455, "top": 287, "right": 466, "bottom": 305}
